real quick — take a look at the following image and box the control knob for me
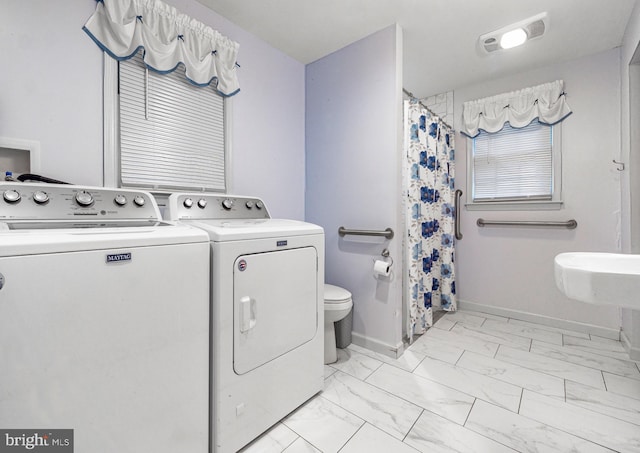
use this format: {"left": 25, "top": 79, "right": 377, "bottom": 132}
{"left": 3, "top": 189, "right": 21, "bottom": 203}
{"left": 183, "top": 198, "right": 194, "bottom": 208}
{"left": 245, "top": 200, "right": 254, "bottom": 209}
{"left": 133, "top": 196, "right": 145, "bottom": 207}
{"left": 75, "top": 191, "right": 94, "bottom": 207}
{"left": 222, "top": 199, "right": 234, "bottom": 210}
{"left": 255, "top": 201, "right": 264, "bottom": 210}
{"left": 114, "top": 194, "right": 127, "bottom": 206}
{"left": 33, "top": 191, "right": 49, "bottom": 204}
{"left": 197, "top": 198, "right": 207, "bottom": 209}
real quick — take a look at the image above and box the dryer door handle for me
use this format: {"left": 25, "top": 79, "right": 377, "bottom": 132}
{"left": 239, "top": 296, "right": 257, "bottom": 332}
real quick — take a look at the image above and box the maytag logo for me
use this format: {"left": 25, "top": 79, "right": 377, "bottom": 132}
{"left": 0, "top": 429, "right": 73, "bottom": 452}
{"left": 276, "top": 240, "right": 288, "bottom": 247}
{"left": 106, "top": 253, "right": 132, "bottom": 263}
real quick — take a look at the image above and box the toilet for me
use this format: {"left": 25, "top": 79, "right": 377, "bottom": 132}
{"left": 324, "top": 284, "right": 353, "bottom": 364}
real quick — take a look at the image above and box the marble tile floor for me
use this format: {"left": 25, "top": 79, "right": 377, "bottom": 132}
{"left": 240, "top": 310, "right": 640, "bottom": 453}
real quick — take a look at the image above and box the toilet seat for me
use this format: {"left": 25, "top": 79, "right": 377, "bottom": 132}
{"left": 324, "top": 284, "right": 352, "bottom": 304}
{"left": 325, "top": 300, "right": 352, "bottom": 313}
{"left": 323, "top": 284, "right": 353, "bottom": 365}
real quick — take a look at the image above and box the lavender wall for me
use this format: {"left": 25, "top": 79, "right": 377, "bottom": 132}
{"left": 174, "top": 0, "right": 306, "bottom": 220}
{"left": 306, "top": 25, "right": 404, "bottom": 354}
{"left": 454, "top": 49, "right": 622, "bottom": 336}
{"left": 0, "top": 1, "right": 102, "bottom": 185}
{"left": 0, "top": 0, "right": 306, "bottom": 219}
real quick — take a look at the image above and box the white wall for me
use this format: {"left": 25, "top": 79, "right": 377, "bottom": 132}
{"left": 620, "top": 1, "right": 640, "bottom": 358}
{"left": 0, "top": 0, "right": 306, "bottom": 219}
{"left": 306, "top": 25, "right": 404, "bottom": 355}
{"left": 454, "top": 49, "right": 622, "bottom": 333}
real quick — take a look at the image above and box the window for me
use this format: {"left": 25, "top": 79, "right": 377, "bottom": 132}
{"left": 467, "top": 121, "right": 562, "bottom": 210}
{"left": 104, "top": 54, "right": 230, "bottom": 192}
{"left": 461, "top": 81, "right": 570, "bottom": 210}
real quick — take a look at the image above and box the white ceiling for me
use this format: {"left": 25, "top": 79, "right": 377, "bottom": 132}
{"left": 197, "top": 0, "right": 637, "bottom": 98}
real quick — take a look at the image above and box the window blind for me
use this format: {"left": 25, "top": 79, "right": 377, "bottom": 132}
{"left": 119, "top": 54, "right": 226, "bottom": 191}
{"left": 472, "top": 121, "right": 552, "bottom": 201}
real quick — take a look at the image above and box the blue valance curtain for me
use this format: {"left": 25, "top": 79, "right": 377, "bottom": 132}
{"left": 83, "top": 0, "right": 240, "bottom": 96}
{"left": 461, "top": 80, "right": 571, "bottom": 138}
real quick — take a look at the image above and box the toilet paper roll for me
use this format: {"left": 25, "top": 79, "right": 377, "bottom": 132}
{"left": 373, "top": 259, "right": 391, "bottom": 277}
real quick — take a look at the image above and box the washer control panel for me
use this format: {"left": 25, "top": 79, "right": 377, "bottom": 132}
{"left": 0, "top": 183, "right": 160, "bottom": 221}
{"left": 168, "top": 193, "right": 270, "bottom": 220}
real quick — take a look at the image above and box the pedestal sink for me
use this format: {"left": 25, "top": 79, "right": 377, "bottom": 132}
{"left": 554, "top": 252, "right": 640, "bottom": 309}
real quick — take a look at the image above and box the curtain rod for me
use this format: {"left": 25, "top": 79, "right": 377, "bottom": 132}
{"left": 402, "top": 88, "right": 453, "bottom": 131}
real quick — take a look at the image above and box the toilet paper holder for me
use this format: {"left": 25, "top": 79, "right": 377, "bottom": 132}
{"left": 373, "top": 249, "right": 393, "bottom": 278}
{"left": 376, "top": 248, "right": 393, "bottom": 267}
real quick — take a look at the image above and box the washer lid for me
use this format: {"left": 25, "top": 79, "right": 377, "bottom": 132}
{"left": 0, "top": 222, "right": 209, "bottom": 257}
{"left": 324, "top": 284, "right": 352, "bottom": 303}
{"left": 183, "top": 218, "right": 323, "bottom": 241}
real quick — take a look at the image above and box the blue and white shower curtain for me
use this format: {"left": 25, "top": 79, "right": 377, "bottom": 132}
{"left": 405, "top": 101, "right": 457, "bottom": 336}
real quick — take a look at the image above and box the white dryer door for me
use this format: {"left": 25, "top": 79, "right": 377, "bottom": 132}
{"left": 233, "top": 247, "right": 318, "bottom": 374}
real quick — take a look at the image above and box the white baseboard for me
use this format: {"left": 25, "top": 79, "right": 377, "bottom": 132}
{"left": 351, "top": 332, "right": 404, "bottom": 359}
{"left": 621, "top": 330, "right": 640, "bottom": 361}
{"left": 458, "top": 299, "right": 620, "bottom": 340}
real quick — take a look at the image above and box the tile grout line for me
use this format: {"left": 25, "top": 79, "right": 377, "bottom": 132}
{"left": 365, "top": 363, "right": 497, "bottom": 426}
{"left": 450, "top": 323, "right": 531, "bottom": 352}
{"left": 462, "top": 397, "right": 530, "bottom": 453}
{"left": 516, "top": 387, "right": 524, "bottom": 414}
{"left": 287, "top": 431, "right": 323, "bottom": 453}
{"left": 555, "top": 332, "right": 633, "bottom": 356}
{"left": 560, "top": 344, "right": 633, "bottom": 362}
{"left": 525, "top": 342, "right": 639, "bottom": 377}
{"left": 279, "top": 429, "right": 300, "bottom": 453}
{"left": 401, "top": 409, "right": 425, "bottom": 443}
{"left": 281, "top": 394, "right": 364, "bottom": 453}
{"left": 489, "top": 329, "right": 563, "bottom": 346}
{"left": 336, "top": 421, "right": 367, "bottom": 453}
{"left": 328, "top": 370, "right": 430, "bottom": 440}
{"left": 366, "top": 365, "right": 470, "bottom": 413}
{"left": 353, "top": 343, "right": 428, "bottom": 374}
{"left": 494, "top": 347, "right": 609, "bottom": 389}
{"left": 362, "top": 360, "right": 384, "bottom": 381}
{"left": 519, "top": 390, "right": 627, "bottom": 452}
{"left": 502, "top": 314, "right": 590, "bottom": 339}
{"left": 601, "top": 371, "right": 608, "bottom": 392}
{"left": 497, "top": 318, "right": 591, "bottom": 342}
{"left": 454, "top": 349, "right": 466, "bottom": 366}
{"left": 462, "top": 397, "right": 477, "bottom": 427}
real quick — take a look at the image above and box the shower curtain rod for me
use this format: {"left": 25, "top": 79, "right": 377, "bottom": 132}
{"left": 403, "top": 88, "right": 453, "bottom": 131}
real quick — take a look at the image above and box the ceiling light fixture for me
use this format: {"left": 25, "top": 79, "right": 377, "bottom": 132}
{"left": 479, "top": 12, "right": 548, "bottom": 54}
{"left": 500, "top": 28, "right": 527, "bottom": 49}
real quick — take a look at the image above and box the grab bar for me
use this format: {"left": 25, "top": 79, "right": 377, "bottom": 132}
{"left": 338, "top": 226, "right": 394, "bottom": 240}
{"left": 477, "top": 219, "right": 578, "bottom": 229}
{"left": 454, "top": 189, "right": 463, "bottom": 240}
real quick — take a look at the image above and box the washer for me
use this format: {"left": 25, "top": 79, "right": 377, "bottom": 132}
{"left": 166, "top": 193, "right": 324, "bottom": 453}
{"left": 0, "top": 183, "right": 210, "bottom": 453}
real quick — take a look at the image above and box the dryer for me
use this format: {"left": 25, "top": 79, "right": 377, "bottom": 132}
{"left": 0, "top": 183, "right": 210, "bottom": 453}
{"left": 166, "top": 193, "right": 324, "bottom": 453}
